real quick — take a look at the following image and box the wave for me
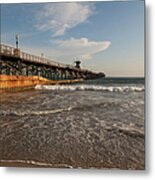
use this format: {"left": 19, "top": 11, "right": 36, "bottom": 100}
{"left": 0, "top": 159, "right": 73, "bottom": 168}
{"left": 35, "top": 84, "right": 144, "bottom": 92}
{"left": 105, "top": 125, "right": 144, "bottom": 138}
{"left": 0, "top": 107, "right": 72, "bottom": 116}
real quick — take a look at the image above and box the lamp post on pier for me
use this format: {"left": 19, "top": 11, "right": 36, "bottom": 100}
{"left": 14, "top": 34, "right": 20, "bottom": 57}
{"left": 15, "top": 34, "right": 19, "bottom": 49}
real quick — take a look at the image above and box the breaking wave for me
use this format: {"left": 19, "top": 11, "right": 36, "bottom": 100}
{"left": 35, "top": 84, "right": 144, "bottom": 92}
{"left": 0, "top": 107, "right": 72, "bottom": 116}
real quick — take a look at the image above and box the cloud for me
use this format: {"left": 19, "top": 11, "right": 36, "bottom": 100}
{"left": 54, "top": 37, "right": 111, "bottom": 60}
{"left": 21, "top": 37, "right": 111, "bottom": 65}
{"left": 35, "top": 2, "right": 95, "bottom": 37}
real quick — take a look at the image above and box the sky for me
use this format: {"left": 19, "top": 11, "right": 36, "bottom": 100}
{"left": 1, "top": 0, "right": 144, "bottom": 77}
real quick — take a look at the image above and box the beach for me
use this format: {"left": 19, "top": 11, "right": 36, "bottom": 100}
{"left": 0, "top": 77, "right": 145, "bottom": 169}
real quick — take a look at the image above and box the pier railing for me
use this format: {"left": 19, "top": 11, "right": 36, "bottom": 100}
{"left": 0, "top": 44, "right": 84, "bottom": 71}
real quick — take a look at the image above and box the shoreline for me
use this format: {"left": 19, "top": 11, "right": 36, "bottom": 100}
{"left": 0, "top": 160, "right": 144, "bottom": 170}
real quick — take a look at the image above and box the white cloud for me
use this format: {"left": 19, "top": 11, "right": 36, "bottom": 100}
{"left": 20, "top": 37, "right": 111, "bottom": 65}
{"left": 35, "top": 2, "right": 95, "bottom": 36}
{"left": 54, "top": 37, "right": 111, "bottom": 60}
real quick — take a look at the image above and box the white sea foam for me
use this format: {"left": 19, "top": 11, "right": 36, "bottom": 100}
{"left": 35, "top": 84, "right": 144, "bottom": 92}
{"left": 0, "top": 159, "right": 73, "bottom": 168}
{"left": 0, "top": 107, "right": 72, "bottom": 116}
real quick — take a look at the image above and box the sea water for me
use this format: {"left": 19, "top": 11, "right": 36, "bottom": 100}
{"left": 0, "top": 77, "right": 145, "bottom": 169}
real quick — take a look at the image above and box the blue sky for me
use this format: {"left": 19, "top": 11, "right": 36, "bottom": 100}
{"left": 1, "top": 1, "right": 144, "bottom": 77}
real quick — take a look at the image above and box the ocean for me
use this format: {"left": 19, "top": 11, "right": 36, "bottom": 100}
{"left": 0, "top": 77, "right": 145, "bottom": 169}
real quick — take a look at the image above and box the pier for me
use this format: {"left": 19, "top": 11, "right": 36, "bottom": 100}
{"left": 0, "top": 44, "right": 105, "bottom": 91}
